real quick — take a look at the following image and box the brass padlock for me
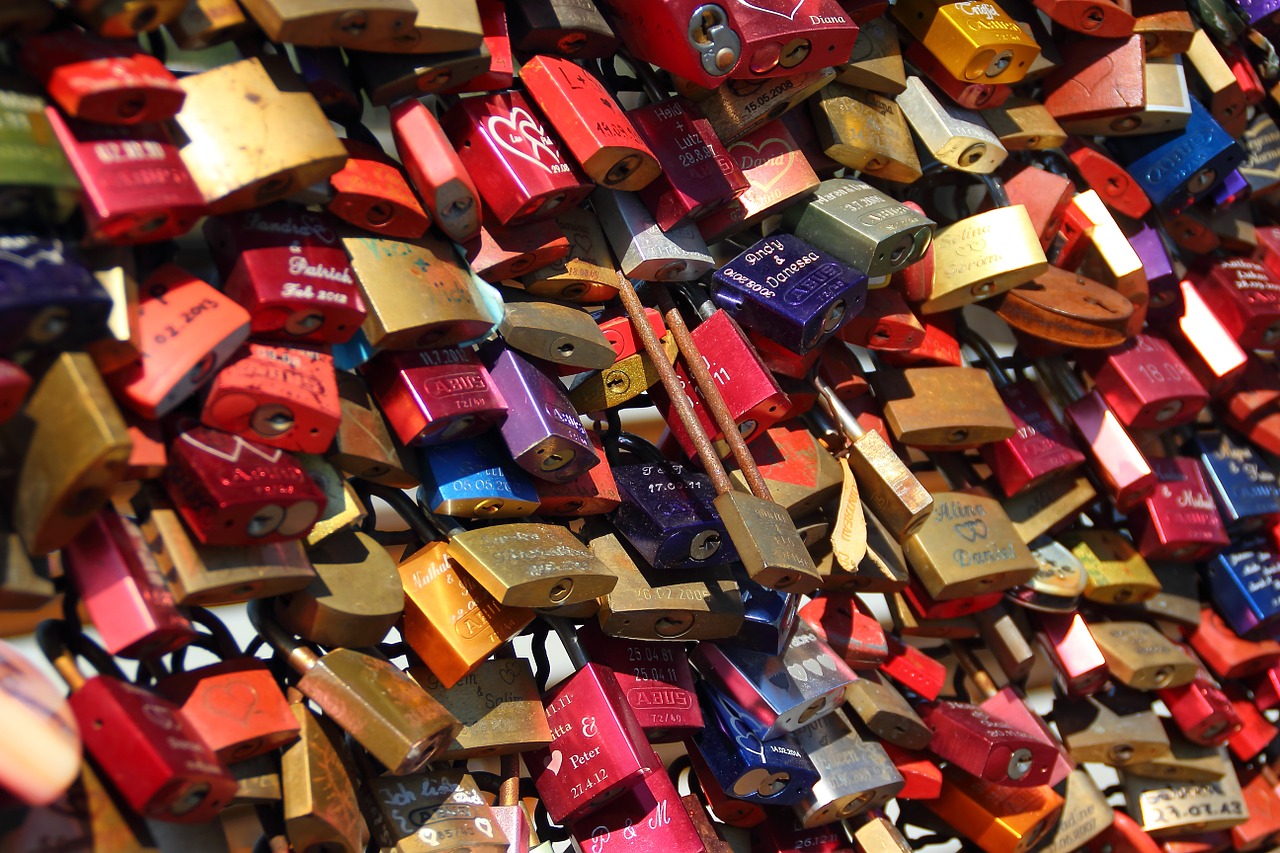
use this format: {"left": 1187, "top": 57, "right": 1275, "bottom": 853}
{"left": 892, "top": 0, "right": 1041, "bottom": 85}
{"left": 1002, "top": 473, "right": 1097, "bottom": 545}
{"left": 1055, "top": 689, "right": 1172, "bottom": 766}
{"left": 359, "top": 764, "right": 508, "bottom": 852}
{"left": 903, "top": 491, "right": 1038, "bottom": 601}
{"left": 589, "top": 526, "right": 743, "bottom": 642}
{"left": 1088, "top": 621, "right": 1199, "bottom": 690}
{"left": 296, "top": 455, "right": 366, "bottom": 546}
{"left": 281, "top": 694, "right": 370, "bottom": 853}
{"left": 844, "top": 670, "right": 933, "bottom": 749}
{"left": 1037, "top": 769, "right": 1114, "bottom": 853}
{"left": 1186, "top": 29, "right": 1247, "bottom": 138}
{"left": 329, "top": 372, "right": 417, "bottom": 489}
{"left": 175, "top": 57, "right": 348, "bottom": 214}
{"left": 519, "top": 207, "right": 619, "bottom": 303}
{"left": 837, "top": 18, "right": 907, "bottom": 94}
{"left": 874, "top": 366, "right": 1016, "bottom": 448}
{"left": 497, "top": 296, "right": 617, "bottom": 371}
{"left": 238, "top": 0, "right": 423, "bottom": 51}
{"left": 813, "top": 83, "right": 923, "bottom": 185}
{"left": 345, "top": 233, "right": 497, "bottom": 350}
{"left": 447, "top": 521, "right": 617, "bottom": 609}
{"left": 983, "top": 97, "right": 1068, "bottom": 150}
{"left": 166, "top": 0, "right": 255, "bottom": 49}
{"left": 0, "top": 528, "right": 54, "bottom": 609}
{"left": 896, "top": 76, "right": 1008, "bottom": 174}
{"left": 8, "top": 353, "right": 130, "bottom": 556}
{"left": 695, "top": 68, "right": 837, "bottom": 144}
{"left": 923, "top": 199, "right": 1049, "bottom": 315}
{"left": 1126, "top": 722, "right": 1232, "bottom": 782}
{"left": 1123, "top": 769, "right": 1250, "bottom": 836}
{"left": 568, "top": 332, "right": 678, "bottom": 414}
{"left": 1061, "top": 528, "right": 1161, "bottom": 605}
{"left": 71, "top": 0, "right": 185, "bottom": 36}
{"left": 409, "top": 658, "right": 552, "bottom": 759}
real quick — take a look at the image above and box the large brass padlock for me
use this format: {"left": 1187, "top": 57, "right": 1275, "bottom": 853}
{"left": 903, "top": 491, "right": 1038, "bottom": 601}
{"left": 874, "top": 366, "right": 1016, "bottom": 449}
{"left": 923, "top": 203, "right": 1049, "bottom": 315}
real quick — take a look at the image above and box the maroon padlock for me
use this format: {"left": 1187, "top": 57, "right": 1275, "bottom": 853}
{"left": 362, "top": 347, "right": 508, "bottom": 446}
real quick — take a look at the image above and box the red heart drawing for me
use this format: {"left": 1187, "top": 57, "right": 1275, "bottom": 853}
{"left": 729, "top": 136, "right": 798, "bottom": 193}
{"left": 199, "top": 681, "right": 260, "bottom": 725}
{"left": 486, "top": 106, "right": 566, "bottom": 175}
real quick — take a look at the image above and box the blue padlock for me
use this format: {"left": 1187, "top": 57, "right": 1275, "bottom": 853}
{"left": 1186, "top": 430, "right": 1280, "bottom": 533}
{"left": 418, "top": 432, "right": 540, "bottom": 518}
{"left": 1208, "top": 538, "right": 1280, "bottom": 639}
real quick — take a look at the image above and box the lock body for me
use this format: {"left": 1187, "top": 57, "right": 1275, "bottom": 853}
{"left": 446, "top": 521, "right": 617, "bottom": 608}
{"left": 363, "top": 348, "right": 507, "bottom": 447}
{"left": 412, "top": 657, "right": 551, "bottom": 759}
{"left": 893, "top": 0, "right": 1040, "bottom": 85}
{"left": 982, "top": 379, "right": 1085, "bottom": 497}
{"left": 783, "top": 178, "right": 934, "bottom": 276}
{"left": 611, "top": 459, "right": 738, "bottom": 571}
{"left": 326, "top": 139, "right": 429, "bottom": 239}
{"left": 1131, "top": 457, "right": 1230, "bottom": 562}
{"left": 390, "top": 99, "right": 481, "bottom": 243}
{"left": 600, "top": 1, "right": 742, "bottom": 89}
{"left": 579, "top": 626, "right": 704, "bottom": 742}
{"left": 419, "top": 433, "right": 540, "bottom": 518}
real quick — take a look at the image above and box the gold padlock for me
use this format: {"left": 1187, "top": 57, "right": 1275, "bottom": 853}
{"left": 1055, "top": 691, "right": 1172, "bottom": 767}
{"left": 923, "top": 204, "right": 1049, "bottom": 314}
{"left": 892, "top": 0, "right": 1041, "bottom": 85}
{"left": 237, "top": 0, "right": 423, "bottom": 50}
{"left": 1037, "top": 769, "right": 1114, "bottom": 853}
{"left": 1002, "top": 473, "right": 1097, "bottom": 544}
{"left": 519, "top": 207, "right": 619, "bottom": 303}
{"left": 567, "top": 332, "right": 678, "bottom": 414}
{"left": 447, "top": 522, "right": 618, "bottom": 609}
{"left": 1061, "top": 528, "right": 1161, "bottom": 605}
{"left": 175, "top": 57, "right": 348, "bottom": 214}
{"left": 983, "top": 97, "right": 1067, "bottom": 150}
{"left": 166, "top": 0, "right": 255, "bottom": 49}
{"left": 874, "top": 366, "right": 1016, "bottom": 448}
{"left": 8, "top": 353, "right": 131, "bottom": 556}
{"left": 296, "top": 455, "right": 367, "bottom": 547}
{"left": 410, "top": 658, "right": 553, "bottom": 759}
{"left": 837, "top": 18, "right": 907, "bottom": 95}
{"left": 1123, "top": 768, "right": 1250, "bottom": 836}
{"left": 814, "top": 83, "right": 923, "bottom": 184}
{"left": 1088, "top": 621, "right": 1199, "bottom": 690}
{"left": 281, "top": 695, "right": 370, "bottom": 853}
{"left": 1126, "top": 722, "right": 1232, "bottom": 782}
{"left": 903, "top": 491, "right": 1038, "bottom": 600}
{"left": 329, "top": 372, "right": 418, "bottom": 489}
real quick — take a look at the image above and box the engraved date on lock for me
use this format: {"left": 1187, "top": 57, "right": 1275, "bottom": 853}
{"left": 570, "top": 767, "right": 610, "bottom": 799}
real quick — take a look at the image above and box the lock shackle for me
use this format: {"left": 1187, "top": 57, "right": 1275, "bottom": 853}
{"left": 610, "top": 52, "right": 671, "bottom": 106}
{"left": 361, "top": 480, "right": 459, "bottom": 544}
{"left": 909, "top": 164, "right": 1010, "bottom": 224}
{"left": 651, "top": 283, "right": 773, "bottom": 501}
{"left": 36, "top": 619, "right": 126, "bottom": 691}
{"left": 1035, "top": 357, "right": 1086, "bottom": 405}
{"left": 949, "top": 642, "right": 999, "bottom": 700}
{"left": 671, "top": 281, "right": 716, "bottom": 323}
{"left": 186, "top": 606, "right": 243, "bottom": 658}
{"left": 247, "top": 598, "right": 322, "bottom": 678}
{"left": 499, "top": 754, "right": 520, "bottom": 807}
{"left": 955, "top": 319, "right": 1011, "bottom": 388}
{"left": 546, "top": 616, "right": 590, "bottom": 670}
{"left": 343, "top": 121, "right": 383, "bottom": 154}
{"left": 813, "top": 374, "right": 867, "bottom": 440}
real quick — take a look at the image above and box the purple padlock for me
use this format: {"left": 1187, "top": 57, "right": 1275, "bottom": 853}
{"left": 1211, "top": 169, "right": 1251, "bottom": 212}
{"left": 1230, "top": 0, "right": 1280, "bottom": 28}
{"left": 1127, "top": 221, "right": 1182, "bottom": 325}
{"left": 0, "top": 235, "right": 112, "bottom": 354}
{"left": 711, "top": 233, "right": 867, "bottom": 355}
{"left": 479, "top": 340, "right": 598, "bottom": 484}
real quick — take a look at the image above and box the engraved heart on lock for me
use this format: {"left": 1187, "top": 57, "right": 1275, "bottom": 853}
{"left": 486, "top": 108, "right": 566, "bottom": 174}
{"left": 728, "top": 136, "right": 797, "bottom": 192}
{"left": 200, "top": 681, "right": 259, "bottom": 725}
{"left": 955, "top": 519, "right": 989, "bottom": 541}
{"left": 737, "top": 0, "right": 806, "bottom": 20}
{"left": 544, "top": 749, "right": 564, "bottom": 776}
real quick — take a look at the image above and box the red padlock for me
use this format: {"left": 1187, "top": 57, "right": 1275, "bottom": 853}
{"left": 61, "top": 504, "right": 197, "bottom": 661}
{"left": 1190, "top": 606, "right": 1280, "bottom": 682}
{"left": 999, "top": 161, "right": 1075, "bottom": 250}
{"left": 1225, "top": 682, "right": 1278, "bottom": 761}
{"left": 535, "top": 432, "right": 623, "bottom": 516}
{"left": 1044, "top": 35, "right": 1146, "bottom": 131}
{"left": 1163, "top": 279, "right": 1247, "bottom": 399}
{"left": 1032, "top": 610, "right": 1109, "bottom": 698}
{"left": 838, "top": 287, "right": 927, "bottom": 351}
{"left": 728, "top": 0, "right": 859, "bottom": 79}
{"left": 326, "top": 138, "right": 429, "bottom": 240}
{"left": 880, "top": 313, "right": 962, "bottom": 368}
{"left": 1063, "top": 137, "right": 1152, "bottom": 221}
{"left": 362, "top": 347, "right": 508, "bottom": 446}
{"left": 880, "top": 633, "right": 947, "bottom": 701}
{"left": 199, "top": 342, "right": 341, "bottom": 454}
{"left": 800, "top": 593, "right": 889, "bottom": 670}
{"left": 465, "top": 213, "right": 570, "bottom": 283}
{"left": 204, "top": 205, "right": 367, "bottom": 346}
{"left": 20, "top": 28, "right": 185, "bottom": 124}
{"left": 165, "top": 423, "right": 325, "bottom": 546}
{"left": 441, "top": 90, "right": 593, "bottom": 227}
{"left": 1190, "top": 257, "right": 1280, "bottom": 352}
{"left": 1079, "top": 334, "right": 1209, "bottom": 429}
{"left": 1155, "top": 656, "right": 1242, "bottom": 747}
{"left": 903, "top": 41, "right": 1012, "bottom": 111}
{"left": 36, "top": 621, "right": 237, "bottom": 824}
{"left": 882, "top": 743, "right": 943, "bottom": 799}
{"left": 391, "top": 99, "right": 482, "bottom": 243}
{"left": 151, "top": 608, "right": 300, "bottom": 764}
{"left": 47, "top": 110, "right": 205, "bottom": 245}
{"left": 600, "top": 1, "right": 744, "bottom": 89}
{"left": 0, "top": 360, "right": 31, "bottom": 423}
{"left": 443, "top": 0, "right": 514, "bottom": 94}
{"left": 918, "top": 700, "right": 1060, "bottom": 787}
{"left": 107, "top": 265, "right": 251, "bottom": 419}
{"left": 1130, "top": 457, "right": 1230, "bottom": 562}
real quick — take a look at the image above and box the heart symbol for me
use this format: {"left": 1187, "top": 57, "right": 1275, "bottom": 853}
{"left": 499, "top": 664, "right": 517, "bottom": 686}
{"left": 544, "top": 750, "right": 564, "bottom": 776}
{"left": 737, "top": 0, "right": 806, "bottom": 20}
{"left": 769, "top": 669, "right": 792, "bottom": 690}
{"left": 787, "top": 662, "right": 810, "bottom": 682}
{"left": 571, "top": 232, "right": 594, "bottom": 257}
{"left": 954, "top": 520, "right": 989, "bottom": 542}
{"left": 818, "top": 655, "right": 837, "bottom": 672}
{"left": 201, "top": 681, "right": 260, "bottom": 725}
{"left": 729, "top": 137, "right": 797, "bottom": 192}
{"left": 803, "top": 658, "right": 823, "bottom": 676}
{"left": 486, "top": 107, "right": 565, "bottom": 175}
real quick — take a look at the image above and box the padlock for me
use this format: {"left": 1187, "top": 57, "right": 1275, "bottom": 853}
{"left": 918, "top": 699, "right": 1060, "bottom": 787}
{"left": 784, "top": 178, "right": 934, "bottom": 277}
{"left": 598, "top": 1, "right": 741, "bottom": 89}
{"left": 409, "top": 657, "right": 550, "bottom": 760}
{"left": 1208, "top": 537, "right": 1280, "bottom": 639}
{"left": 61, "top": 503, "right": 196, "bottom": 661}
{"left": 250, "top": 599, "right": 459, "bottom": 775}
{"left": 1062, "top": 136, "right": 1152, "bottom": 221}
{"left": 204, "top": 205, "right": 365, "bottom": 346}
{"left": 1124, "top": 720, "right": 1231, "bottom": 782}
{"left": 1078, "top": 334, "right": 1208, "bottom": 429}
{"left": 1165, "top": 278, "right": 1247, "bottom": 397}
{"left": 904, "top": 41, "right": 1013, "bottom": 111}
{"left": 732, "top": 421, "right": 845, "bottom": 521}
{"left": 444, "top": 0, "right": 512, "bottom": 93}
{"left": 1060, "top": 528, "right": 1160, "bottom": 605}
{"left": 593, "top": 188, "right": 715, "bottom": 283}
{"left": 650, "top": 307, "right": 789, "bottom": 454}
{"left": 1243, "top": 112, "right": 1280, "bottom": 197}
{"left": 922, "top": 202, "right": 1048, "bottom": 317}
{"left": 1186, "top": 430, "right": 1280, "bottom": 532}
{"left": 20, "top": 29, "right": 184, "bottom": 125}
{"left": 0, "top": 360, "right": 30, "bottom": 425}
{"left": 814, "top": 376, "right": 934, "bottom": 540}
{"left": 0, "top": 87, "right": 80, "bottom": 225}
{"left": 896, "top": 77, "right": 1008, "bottom": 173}
{"left": 517, "top": 206, "right": 619, "bottom": 303}
{"left": 1227, "top": 681, "right": 1278, "bottom": 761}
{"left": 198, "top": 342, "right": 339, "bottom": 455}
{"left": 1068, "top": 54, "right": 1192, "bottom": 137}
{"left": 1109, "top": 100, "right": 1244, "bottom": 214}
{"left": 1130, "top": 457, "right": 1231, "bottom": 562}
{"left": 1054, "top": 686, "right": 1172, "bottom": 766}
{"left": 628, "top": 95, "right": 750, "bottom": 230}
{"left": 1001, "top": 473, "right": 1096, "bottom": 545}
{"left": 165, "top": 423, "right": 324, "bottom": 546}
{"left": 525, "top": 619, "right": 659, "bottom": 824}
{"left": 1128, "top": 219, "right": 1181, "bottom": 322}
{"left": 566, "top": 760, "right": 709, "bottom": 852}
{"left": 844, "top": 669, "right": 934, "bottom": 748}
{"left": 1230, "top": 765, "right": 1280, "bottom": 852}
{"left": 711, "top": 234, "right": 865, "bottom": 355}
{"left": 588, "top": 525, "right": 744, "bottom": 642}
{"left": 688, "top": 681, "right": 819, "bottom": 806}
{"left": 498, "top": 294, "right": 616, "bottom": 371}
{"left": 536, "top": 431, "right": 623, "bottom": 517}
{"left": 328, "top": 371, "right": 417, "bottom": 488}
{"left": 6, "top": 353, "right": 130, "bottom": 557}
{"left": 442, "top": 90, "right": 593, "bottom": 227}
{"left": 686, "top": 743, "right": 768, "bottom": 827}
{"left": 926, "top": 763, "right": 1064, "bottom": 853}
{"left": 36, "top": 620, "right": 237, "bottom": 823}
{"left": 166, "top": 0, "right": 254, "bottom": 49}
{"left": 344, "top": 232, "right": 497, "bottom": 350}
{"left": 1037, "top": 769, "right": 1115, "bottom": 853}
{"left": 81, "top": 247, "right": 140, "bottom": 375}
{"left": 893, "top": 0, "right": 1039, "bottom": 84}
{"left": 1005, "top": 535, "right": 1087, "bottom": 613}
{"left": 325, "top": 138, "right": 428, "bottom": 240}
{"left": 838, "top": 17, "right": 906, "bottom": 92}
{"left": 577, "top": 622, "right": 703, "bottom": 741}
{"left": 279, "top": 691, "right": 369, "bottom": 852}
{"left": 800, "top": 594, "right": 888, "bottom": 669}
{"left": 349, "top": 45, "right": 492, "bottom": 106}
{"left": 1062, "top": 191, "right": 1149, "bottom": 337}
{"left": 689, "top": 68, "right": 836, "bottom": 148}
{"left": 399, "top": 537, "right": 533, "bottom": 688}
{"left": 362, "top": 763, "right": 510, "bottom": 852}
{"left": 1185, "top": 29, "right": 1247, "bottom": 138}
{"left": 874, "top": 365, "right": 1017, "bottom": 449}
{"left": 1123, "top": 769, "right": 1250, "bottom": 837}
{"left": 418, "top": 432, "right": 540, "bottom": 518}
{"left": 731, "top": 568, "right": 799, "bottom": 655}
{"left": 984, "top": 98, "right": 1067, "bottom": 151}
{"left": 131, "top": 484, "right": 316, "bottom": 606}
{"left": 812, "top": 83, "right": 922, "bottom": 185}
{"left": 236, "top": 0, "right": 424, "bottom": 50}
{"left": 1191, "top": 257, "right": 1280, "bottom": 351}
{"left": 1043, "top": 35, "right": 1146, "bottom": 131}
{"left": 1192, "top": 606, "right": 1280, "bottom": 681}
{"left": 1156, "top": 660, "right": 1242, "bottom": 747}
{"left": 389, "top": 99, "right": 481, "bottom": 244}
{"left": 1088, "top": 621, "right": 1198, "bottom": 690}
{"left": 699, "top": 118, "right": 824, "bottom": 242}
{"left": 71, "top": 0, "right": 186, "bottom": 35}
{"left": 682, "top": 791, "right": 733, "bottom": 852}
{"left": 362, "top": 347, "right": 507, "bottom": 447}
{"left": 273, "top": 530, "right": 402, "bottom": 649}
{"left": 1037, "top": 358, "right": 1156, "bottom": 511}
{"left": 174, "top": 57, "right": 347, "bottom": 214}
{"left": 692, "top": 623, "right": 855, "bottom": 738}
{"left": 0, "top": 235, "right": 113, "bottom": 357}
{"left": 1031, "top": 610, "right": 1108, "bottom": 697}
{"left": 790, "top": 710, "right": 903, "bottom": 827}
{"left": 1129, "top": 561, "right": 1202, "bottom": 628}
{"left": 107, "top": 264, "right": 251, "bottom": 419}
